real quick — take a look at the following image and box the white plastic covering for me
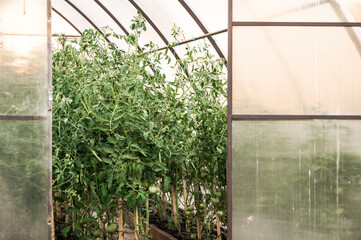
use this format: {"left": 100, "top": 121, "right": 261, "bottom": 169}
{"left": 51, "top": 0, "right": 228, "bottom": 65}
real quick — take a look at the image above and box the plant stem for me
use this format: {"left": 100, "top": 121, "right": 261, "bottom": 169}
{"left": 146, "top": 196, "right": 150, "bottom": 238}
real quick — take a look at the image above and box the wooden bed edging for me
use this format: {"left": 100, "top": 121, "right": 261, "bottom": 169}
{"left": 149, "top": 225, "right": 178, "bottom": 240}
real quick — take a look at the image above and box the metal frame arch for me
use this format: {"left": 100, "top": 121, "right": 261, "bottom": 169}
{"left": 93, "top": 0, "right": 144, "bottom": 52}
{"left": 52, "top": 7, "right": 82, "bottom": 35}
{"left": 178, "top": 0, "right": 227, "bottom": 62}
{"left": 64, "top": 0, "right": 111, "bottom": 43}
{"left": 128, "top": 0, "right": 183, "bottom": 62}
{"left": 94, "top": 0, "right": 130, "bottom": 36}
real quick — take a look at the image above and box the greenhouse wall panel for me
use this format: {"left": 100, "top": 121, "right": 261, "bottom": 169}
{"left": 232, "top": 121, "right": 361, "bottom": 239}
{"left": 0, "top": 121, "right": 48, "bottom": 239}
{"left": 230, "top": 0, "right": 361, "bottom": 239}
{"left": 232, "top": 0, "right": 361, "bottom": 22}
{"left": 0, "top": 1, "right": 51, "bottom": 239}
{"left": 232, "top": 26, "right": 361, "bottom": 115}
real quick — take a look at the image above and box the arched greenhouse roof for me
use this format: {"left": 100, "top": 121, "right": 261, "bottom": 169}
{"left": 52, "top": 1, "right": 361, "bottom": 60}
{"left": 52, "top": 0, "right": 228, "bottom": 63}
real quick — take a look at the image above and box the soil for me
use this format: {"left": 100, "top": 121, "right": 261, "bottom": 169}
{"left": 148, "top": 211, "right": 226, "bottom": 240}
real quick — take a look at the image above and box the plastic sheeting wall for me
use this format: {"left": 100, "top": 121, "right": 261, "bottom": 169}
{"left": 0, "top": 1, "right": 51, "bottom": 239}
{"left": 230, "top": 0, "right": 361, "bottom": 239}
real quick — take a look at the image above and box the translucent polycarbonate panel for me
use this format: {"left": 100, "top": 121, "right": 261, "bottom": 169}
{"left": 232, "top": 120, "right": 361, "bottom": 240}
{"left": 233, "top": 0, "right": 361, "bottom": 22}
{"left": 0, "top": 1, "right": 48, "bottom": 116}
{"left": 0, "top": 1, "right": 47, "bottom": 35}
{"left": 347, "top": 2, "right": 361, "bottom": 21}
{"left": 232, "top": 27, "right": 361, "bottom": 115}
{"left": 0, "top": 121, "right": 48, "bottom": 240}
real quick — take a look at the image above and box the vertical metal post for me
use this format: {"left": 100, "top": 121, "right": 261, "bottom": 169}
{"left": 227, "top": 0, "right": 232, "bottom": 239}
{"left": 47, "top": 0, "right": 53, "bottom": 239}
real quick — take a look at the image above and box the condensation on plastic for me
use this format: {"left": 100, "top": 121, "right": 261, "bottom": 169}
{"left": 0, "top": 121, "right": 48, "bottom": 240}
{"left": 232, "top": 120, "right": 361, "bottom": 240}
{"left": 233, "top": 0, "right": 361, "bottom": 22}
{"left": 0, "top": 0, "right": 48, "bottom": 116}
{"left": 0, "top": 1, "right": 49, "bottom": 239}
{"left": 232, "top": 26, "right": 361, "bottom": 115}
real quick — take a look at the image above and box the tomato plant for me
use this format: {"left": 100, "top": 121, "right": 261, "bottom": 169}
{"left": 52, "top": 13, "right": 227, "bottom": 240}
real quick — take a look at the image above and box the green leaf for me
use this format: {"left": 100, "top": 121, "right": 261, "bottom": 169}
{"left": 107, "top": 137, "right": 117, "bottom": 144}
{"left": 61, "top": 226, "right": 71, "bottom": 237}
{"left": 121, "top": 154, "right": 138, "bottom": 160}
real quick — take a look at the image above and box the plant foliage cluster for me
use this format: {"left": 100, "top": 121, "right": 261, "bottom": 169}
{"left": 52, "top": 14, "right": 227, "bottom": 240}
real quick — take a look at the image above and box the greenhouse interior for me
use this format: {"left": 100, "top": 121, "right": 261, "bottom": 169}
{"left": 0, "top": 0, "right": 361, "bottom": 239}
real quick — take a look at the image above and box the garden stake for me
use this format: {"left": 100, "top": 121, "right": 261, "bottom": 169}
{"left": 182, "top": 175, "right": 190, "bottom": 236}
{"left": 54, "top": 192, "right": 61, "bottom": 220}
{"left": 72, "top": 213, "right": 76, "bottom": 233}
{"left": 118, "top": 198, "right": 124, "bottom": 240}
{"left": 52, "top": 200, "right": 56, "bottom": 240}
{"left": 64, "top": 204, "right": 69, "bottom": 224}
{"left": 195, "top": 182, "right": 202, "bottom": 240}
{"left": 213, "top": 180, "right": 221, "bottom": 240}
{"left": 134, "top": 208, "right": 140, "bottom": 240}
{"left": 171, "top": 184, "right": 178, "bottom": 226}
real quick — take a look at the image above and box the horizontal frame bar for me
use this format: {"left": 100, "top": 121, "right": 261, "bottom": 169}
{"left": 232, "top": 21, "right": 361, "bottom": 27}
{"left": 65, "top": 0, "right": 110, "bottom": 43}
{"left": 52, "top": 34, "right": 81, "bottom": 38}
{"left": 178, "top": 0, "right": 226, "bottom": 61}
{"left": 0, "top": 33, "right": 46, "bottom": 37}
{"left": 232, "top": 115, "right": 361, "bottom": 120}
{"left": 144, "top": 29, "right": 227, "bottom": 54}
{"left": 0, "top": 115, "right": 48, "bottom": 121}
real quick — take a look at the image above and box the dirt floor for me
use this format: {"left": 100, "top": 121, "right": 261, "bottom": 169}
{"left": 121, "top": 223, "right": 135, "bottom": 240}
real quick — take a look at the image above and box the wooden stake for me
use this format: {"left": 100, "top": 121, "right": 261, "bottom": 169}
{"left": 213, "top": 180, "right": 221, "bottom": 240}
{"left": 118, "top": 198, "right": 124, "bottom": 240}
{"left": 195, "top": 182, "right": 201, "bottom": 240}
{"left": 171, "top": 184, "right": 178, "bottom": 226}
{"left": 134, "top": 208, "right": 140, "bottom": 240}
{"left": 54, "top": 192, "right": 62, "bottom": 220}
{"left": 72, "top": 213, "right": 76, "bottom": 233}
{"left": 64, "top": 204, "right": 69, "bottom": 224}
{"left": 52, "top": 200, "right": 56, "bottom": 240}
{"left": 182, "top": 177, "right": 188, "bottom": 208}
